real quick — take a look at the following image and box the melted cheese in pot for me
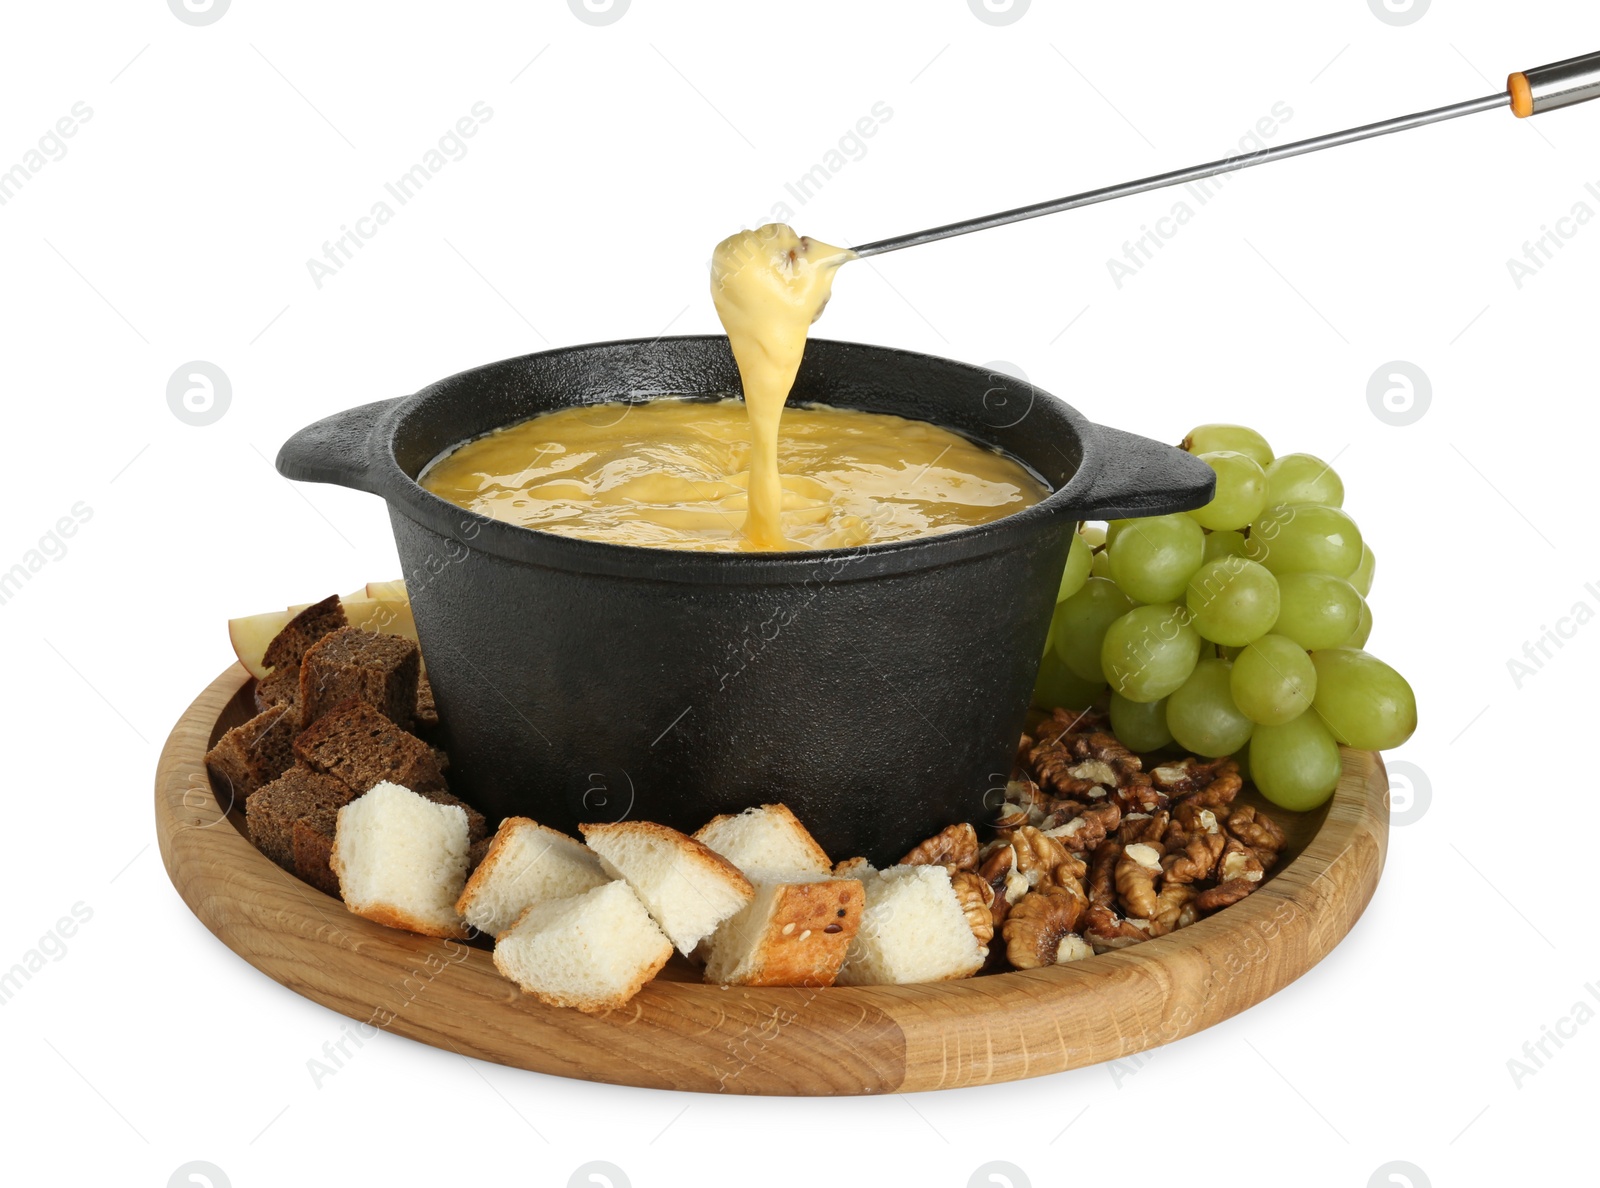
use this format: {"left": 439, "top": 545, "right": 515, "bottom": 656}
{"left": 418, "top": 223, "right": 1050, "bottom": 552}
{"left": 419, "top": 398, "right": 1048, "bottom": 553}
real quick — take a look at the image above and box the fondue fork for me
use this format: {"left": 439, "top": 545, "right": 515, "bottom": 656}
{"left": 851, "top": 51, "right": 1600, "bottom": 257}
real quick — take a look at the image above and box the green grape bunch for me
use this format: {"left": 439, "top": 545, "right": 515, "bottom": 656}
{"left": 1036, "top": 422, "right": 1416, "bottom": 813}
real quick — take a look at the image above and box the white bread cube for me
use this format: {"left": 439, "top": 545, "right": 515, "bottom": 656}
{"left": 702, "top": 876, "right": 865, "bottom": 988}
{"left": 581, "top": 821, "right": 753, "bottom": 954}
{"left": 836, "top": 865, "right": 987, "bottom": 986}
{"left": 455, "top": 817, "right": 607, "bottom": 938}
{"left": 331, "top": 781, "right": 469, "bottom": 938}
{"left": 493, "top": 881, "right": 672, "bottom": 1014}
{"left": 693, "top": 803, "right": 832, "bottom": 883}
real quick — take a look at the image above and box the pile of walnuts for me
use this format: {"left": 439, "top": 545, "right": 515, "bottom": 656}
{"left": 898, "top": 707, "right": 1289, "bottom": 972}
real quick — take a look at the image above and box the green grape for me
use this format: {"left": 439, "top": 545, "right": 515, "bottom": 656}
{"left": 1188, "top": 451, "right": 1268, "bottom": 531}
{"left": 1349, "top": 542, "right": 1376, "bottom": 597}
{"left": 1342, "top": 598, "right": 1373, "bottom": 649}
{"left": 1182, "top": 423, "right": 1274, "bottom": 468}
{"left": 1107, "top": 514, "right": 1205, "bottom": 603}
{"left": 1249, "top": 711, "right": 1343, "bottom": 811}
{"left": 1233, "top": 741, "right": 1252, "bottom": 782}
{"left": 1052, "top": 577, "right": 1136, "bottom": 681}
{"left": 1101, "top": 604, "right": 1202, "bottom": 702}
{"left": 1264, "top": 453, "right": 1345, "bottom": 508}
{"left": 1079, "top": 523, "right": 1108, "bottom": 550}
{"left": 1090, "top": 550, "right": 1112, "bottom": 578}
{"left": 1310, "top": 648, "right": 1417, "bottom": 750}
{"left": 1110, "top": 692, "right": 1173, "bottom": 752}
{"left": 1245, "top": 504, "right": 1363, "bottom": 577}
{"left": 1166, "top": 659, "right": 1255, "bottom": 757}
{"left": 1033, "top": 648, "right": 1108, "bottom": 712}
{"left": 1106, "top": 519, "right": 1135, "bottom": 548}
{"left": 1186, "top": 558, "right": 1280, "bottom": 647}
{"left": 1231, "top": 634, "right": 1317, "bottom": 725}
{"left": 1203, "top": 530, "right": 1248, "bottom": 564}
{"left": 1272, "top": 573, "right": 1362, "bottom": 651}
{"left": 1057, "top": 531, "right": 1092, "bottom": 602}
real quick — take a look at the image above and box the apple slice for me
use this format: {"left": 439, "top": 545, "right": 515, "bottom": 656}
{"left": 342, "top": 597, "right": 418, "bottom": 642}
{"left": 365, "top": 580, "right": 408, "bottom": 602}
{"left": 229, "top": 609, "right": 293, "bottom": 680}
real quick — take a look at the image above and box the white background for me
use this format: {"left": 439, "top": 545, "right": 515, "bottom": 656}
{"left": 2, "top": 1, "right": 1596, "bottom": 1185}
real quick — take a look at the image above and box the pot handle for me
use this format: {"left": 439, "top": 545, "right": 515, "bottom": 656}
{"left": 275, "top": 399, "right": 399, "bottom": 495}
{"left": 1072, "top": 423, "right": 1216, "bottom": 520}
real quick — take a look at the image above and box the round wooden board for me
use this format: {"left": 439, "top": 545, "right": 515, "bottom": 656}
{"left": 156, "top": 663, "right": 1389, "bottom": 1096}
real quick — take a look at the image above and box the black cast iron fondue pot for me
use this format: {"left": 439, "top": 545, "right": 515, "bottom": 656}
{"left": 277, "top": 336, "right": 1213, "bottom": 862}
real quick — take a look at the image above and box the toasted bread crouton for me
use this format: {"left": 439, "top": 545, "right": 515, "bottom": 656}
{"left": 702, "top": 877, "right": 864, "bottom": 988}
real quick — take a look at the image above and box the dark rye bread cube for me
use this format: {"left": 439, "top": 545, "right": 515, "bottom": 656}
{"left": 293, "top": 698, "right": 447, "bottom": 799}
{"left": 204, "top": 705, "right": 299, "bottom": 804}
{"left": 291, "top": 807, "right": 344, "bottom": 896}
{"left": 246, "top": 767, "right": 354, "bottom": 870}
{"left": 414, "top": 673, "right": 439, "bottom": 732}
{"left": 263, "top": 594, "right": 347, "bottom": 672}
{"left": 299, "top": 626, "right": 420, "bottom": 730}
{"left": 257, "top": 635, "right": 432, "bottom": 725}
{"left": 254, "top": 664, "right": 301, "bottom": 717}
{"left": 253, "top": 594, "right": 345, "bottom": 721}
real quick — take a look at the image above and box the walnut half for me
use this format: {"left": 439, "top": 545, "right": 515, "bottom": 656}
{"left": 899, "top": 822, "right": 979, "bottom": 872}
{"left": 1002, "top": 886, "right": 1090, "bottom": 969}
{"left": 1225, "top": 804, "right": 1286, "bottom": 870}
{"left": 1115, "top": 842, "right": 1165, "bottom": 920}
{"left": 950, "top": 870, "right": 996, "bottom": 947}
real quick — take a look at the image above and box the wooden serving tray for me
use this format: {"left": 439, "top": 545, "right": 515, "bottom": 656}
{"left": 156, "top": 664, "right": 1388, "bottom": 1096}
